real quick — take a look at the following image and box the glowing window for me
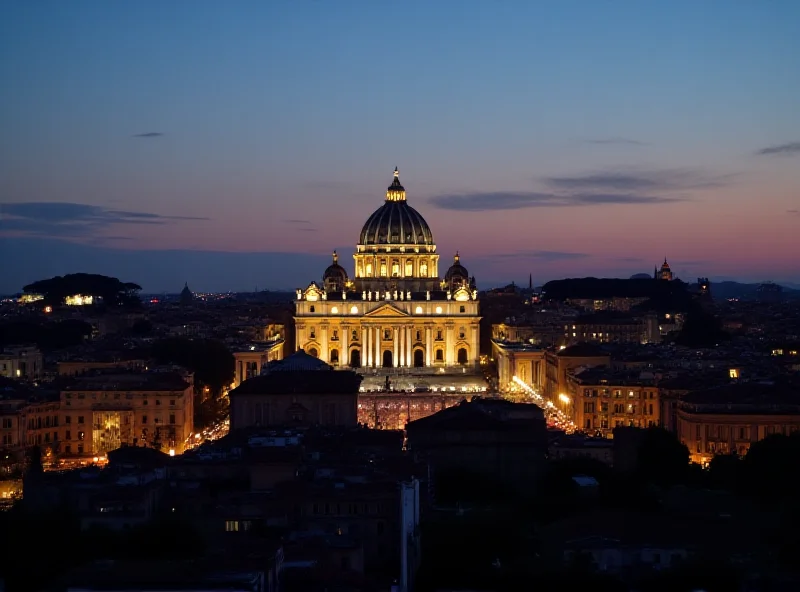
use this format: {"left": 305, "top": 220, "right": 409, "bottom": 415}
{"left": 420, "top": 263, "right": 428, "bottom": 277}
{"left": 391, "top": 262, "right": 400, "bottom": 276}
{"left": 435, "top": 306, "right": 442, "bottom": 314}
{"left": 415, "top": 306, "right": 423, "bottom": 314}
{"left": 405, "top": 262, "right": 413, "bottom": 276}
{"left": 380, "top": 263, "right": 387, "bottom": 277}
{"left": 350, "top": 305, "right": 358, "bottom": 314}
{"left": 331, "top": 306, "right": 338, "bottom": 314}
{"left": 365, "top": 264, "right": 373, "bottom": 277}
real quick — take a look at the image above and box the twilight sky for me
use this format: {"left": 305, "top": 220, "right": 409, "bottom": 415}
{"left": 2, "top": 0, "right": 799, "bottom": 293}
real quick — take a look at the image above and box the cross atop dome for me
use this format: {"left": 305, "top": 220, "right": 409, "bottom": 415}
{"left": 386, "top": 167, "right": 406, "bottom": 201}
{"left": 332, "top": 250, "right": 338, "bottom": 264}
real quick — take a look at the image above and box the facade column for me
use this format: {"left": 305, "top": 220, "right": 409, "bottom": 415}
{"left": 375, "top": 326, "right": 381, "bottom": 367}
{"left": 321, "top": 325, "right": 329, "bottom": 362}
{"left": 400, "top": 327, "right": 406, "bottom": 367}
{"left": 364, "top": 326, "right": 370, "bottom": 367}
{"left": 445, "top": 324, "right": 455, "bottom": 366}
{"left": 425, "top": 326, "right": 432, "bottom": 366}
{"left": 342, "top": 325, "right": 349, "bottom": 367}
{"left": 393, "top": 327, "right": 399, "bottom": 368}
{"left": 407, "top": 326, "right": 412, "bottom": 367}
{"left": 471, "top": 325, "right": 479, "bottom": 365}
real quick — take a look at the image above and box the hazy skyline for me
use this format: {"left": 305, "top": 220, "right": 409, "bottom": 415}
{"left": 2, "top": 1, "right": 799, "bottom": 293}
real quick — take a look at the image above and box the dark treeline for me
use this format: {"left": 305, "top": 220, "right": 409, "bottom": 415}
{"left": 542, "top": 277, "right": 692, "bottom": 308}
{"left": 23, "top": 273, "right": 141, "bottom": 307}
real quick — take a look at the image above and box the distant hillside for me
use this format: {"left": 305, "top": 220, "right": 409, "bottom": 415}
{"left": 711, "top": 281, "right": 800, "bottom": 301}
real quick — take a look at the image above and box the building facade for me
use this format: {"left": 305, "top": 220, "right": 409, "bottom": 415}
{"left": 565, "top": 368, "right": 660, "bottom": 437}
{"left": 232, "top": 338, "right": 285, "bottom": 388}
{"left": 229, "top": 350, "right": 362, "bottom": 429}
{"left": 295, "top": 169, "right": 481, "bottom": 369}
{"left": 676, "top": 382, "right": 800, "bottom": 464}
{"left": 59, "top": 369, "right": 195, "bottom": 457}
{"left": 0, "top": 346, "right": 44, "bottom": 380}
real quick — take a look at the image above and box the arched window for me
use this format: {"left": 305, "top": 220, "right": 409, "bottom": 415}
{"left": 405, "top": 261, "right": 413, "bottom": 276}
{"left": 435, "top": 349, "right": 444, "bottom": 362}
{"left": 380, "top": 262, "right": 387, "bottom": 277}
{"left": 457, "top": 348, "right": 468, "bottom": 364}
{"left": 391, "top": 261, "right": 400, "bottom": 277}
{"left": 420, "top": 262, "right": 428, "bottom": 277}
{"left": 365, "top": 263, "right": 373, "bottom": 277}
{"left": 330, "top": 349, "right": 339, "bottom": 364}
{"left": 308, "top": 348, "right": 319, "bottom": 358}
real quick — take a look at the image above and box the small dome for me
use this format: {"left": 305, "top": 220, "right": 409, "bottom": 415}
{"left": 445, "top": 252, "right": 469, "bottom": 284}
{"left": 262, "top": 349, "right": 332, "bottom": 373}
{"left": 358, "top": 168, "right": 435, "bottom": 247}
{"left": 444, "top": 252, "right": 469, "bottom": 282}
{"left": 323, "top": 251, "right": 348, "bottom": 290}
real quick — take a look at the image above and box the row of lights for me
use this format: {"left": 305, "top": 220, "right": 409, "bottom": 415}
{"left": 325, "top": 305, "right": 447, "bottom": 315}
{"left": 511, "top": 376, "right": 576, "bottom": 433}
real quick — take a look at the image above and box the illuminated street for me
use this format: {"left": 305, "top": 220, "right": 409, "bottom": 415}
{"left": 510, "top": 376, "right": 576, "bottom": 433}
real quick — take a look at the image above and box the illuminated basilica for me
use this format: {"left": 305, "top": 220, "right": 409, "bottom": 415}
{"left": 295, "top": 168, "right": 480, "bottom": 370}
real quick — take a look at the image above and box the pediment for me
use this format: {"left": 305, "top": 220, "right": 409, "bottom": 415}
{"left": 364, "top": 303, "right": 410, "bottom": 317}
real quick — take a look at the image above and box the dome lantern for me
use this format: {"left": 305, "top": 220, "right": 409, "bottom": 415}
{"left": 385, "top": 167, "right": 406, "bottom": 202}
{"left": 358, "top": 167, "right": 435, "bottom": 247}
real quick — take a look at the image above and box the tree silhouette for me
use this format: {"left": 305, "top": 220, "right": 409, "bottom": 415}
{"left": 635, "top": 427, "right": 690, "bottom": 486}
{"left": 675, "top": 301, "right": 728, "bottom": 347}
{"left": 150, "top": 337, "right": 234, "bottom": 395}
{"left": 23, "top": 273, "right": 141, "bottom": 307}
{"left": 742, "top": 432, "right": 800, "bottom": 500}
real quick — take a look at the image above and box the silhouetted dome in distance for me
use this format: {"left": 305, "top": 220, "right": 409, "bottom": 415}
{"left": 630, "top": 273, "right": 653, "bottom": 280}
{"left": 179, "top": 282, "right": 193, "bottom": 305}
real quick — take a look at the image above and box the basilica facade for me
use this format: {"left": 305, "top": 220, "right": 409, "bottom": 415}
{"left": 295, "top": 168, "right": 481, "bottom": 370}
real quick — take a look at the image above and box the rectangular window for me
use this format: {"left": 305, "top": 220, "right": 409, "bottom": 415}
{"left": 225, "top": 520, "right": 239, "bottom": 532}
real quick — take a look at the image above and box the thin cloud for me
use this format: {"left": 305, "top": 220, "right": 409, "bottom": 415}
{"left": 586, "top": 137, "right": 647, "bottom": 146}
{"left": 478, "top": 250, "right": 590, "bottom": 262}
{"left": 0, "top": 202, "right": 207, "bottom": 240}
{"left": 788, "top": 210, "right": 799, "bottom": 215}
{"left": 285, "top": 219, "right": 313, "bottom": 225}
{"left": 755, "top": 142, "right": 800, "bottom": 156}
{"left": 429, "top": 191, "right": 685, "bottom": 212}
{"left": 133, "top": 132, "right": 164, "bottom": 138}
{"left": 544, "top": 168, "right": 729, "bottom": 192}
{"left": 430, "top": 167, "right": 725, "bottom": 212}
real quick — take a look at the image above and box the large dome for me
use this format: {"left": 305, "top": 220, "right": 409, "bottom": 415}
{"left": 358, "top": 168, "right": 435, "bottom": 246}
